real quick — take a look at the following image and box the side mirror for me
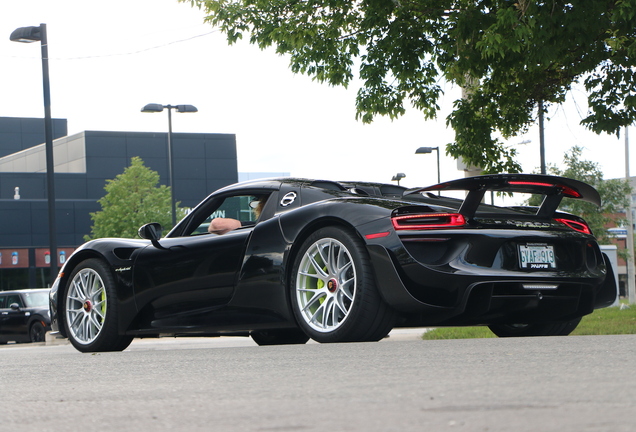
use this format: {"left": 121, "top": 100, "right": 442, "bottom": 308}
{"left": 10, "top": 303, "right": 20, "bottom": 311}
{"left": 138, "top": 223, "right": 167, "bottom": 250}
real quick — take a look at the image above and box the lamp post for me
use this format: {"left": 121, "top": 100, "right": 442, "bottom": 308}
{"left": 415, "top": 147, "right": 440, "bottom": 183}
{"left": 11, "top": 23, "right": 58, "bottom": 284}
{"left": 415, "top": 147, "right": 441, "bottom": 194}
{"left": 391, "top": 173, "right": 406, "bottom": 185}
{"left": 141, "top": 103, "right": 198, "bottom": 227}
{"left": 538, "top": 100, "right": 546, "bottom": 174}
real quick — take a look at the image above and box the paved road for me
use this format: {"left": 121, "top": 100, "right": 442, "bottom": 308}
{"left": 2, "top": 332, "right": 635, "bottom": 432}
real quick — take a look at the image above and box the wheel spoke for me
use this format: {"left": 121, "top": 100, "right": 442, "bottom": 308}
{"left": 307, "top": 253, "right": 328, "bottom": 278}
{"left": 340, "top": 277, "right": 355, "bottom": 300}
{"left": 300, "top": 290, "right": 325, "bottom": 313}
{"left": 92, "top": 304, "right": 106, "bottom": 320}
{"left": 83, "top": 315, "right": 92, "bottom": 340}
{"left": 334, "top": 293, "right": 349, "bottom": 316}
{"left": 316, "top": 243, "right": 331, "bottom": 274}
{"left": 335, "top": 247, "right": 347, "bottom": 273}
{"left": 337, "top": 260, "right": 352, "bottom": 279}
{"left": 88, "top": 310, "right": 104, "bottom": 330}
{"left": 299, "top": 270, "right": 321, "bottom": 279}
{"left": 325, "top": 298, "right": 338, "bottom": 328}
{"left": 308, "top": 301, "right": 326, "bottom": 328}
{"left": 326, "top": 241, "right": 337, "bottom": 275}
{"left": 69, "top": 313, "right": 82, "bottom": 332}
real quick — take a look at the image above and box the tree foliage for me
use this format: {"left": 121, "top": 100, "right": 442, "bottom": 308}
{"left": 528, "top": 146, "right": 632, "bottom": 245}
{"left": 182, "top": 0, "right": 636, "bottom": 173}
{"left": 85, "top": 157, "right": 185, "bottom": 240}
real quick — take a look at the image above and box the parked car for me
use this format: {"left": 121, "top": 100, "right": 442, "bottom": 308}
{"left": 0, "top": 289, "right": 51, "bottom": 344}
{"left": 49, "top": 174, "right": 617, "bottom": 352}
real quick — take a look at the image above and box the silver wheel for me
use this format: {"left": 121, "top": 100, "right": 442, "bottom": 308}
{"left": 65, "top": 268, "right": 107, "bottom": 345}
{"left": 295, "top": 237, "right": 356, "bottom": 333}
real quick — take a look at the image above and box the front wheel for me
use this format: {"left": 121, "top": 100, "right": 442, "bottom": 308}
{"left": 290, "top": 226, "right": 396, "bottom": 343}
{"left": 63, "top": 259, "right": 133, "bottom": 352}
{"left": 488, "top": 317, "right": 582, "bottom": 337}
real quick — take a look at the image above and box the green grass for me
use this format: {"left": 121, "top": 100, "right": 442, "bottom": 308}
{"left": 421, "top": 302, "right": 636, "bottom": 340}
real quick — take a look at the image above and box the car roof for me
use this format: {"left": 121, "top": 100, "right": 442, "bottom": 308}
{"left": 213, "top": 177, "right": 408, "bottom": 197}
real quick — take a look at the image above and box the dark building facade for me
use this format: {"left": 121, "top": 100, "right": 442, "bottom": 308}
{"left": 0, "top": 116, "right": 68, "bottom": 157}
{"left": 0, "top": 117, "right": 238, "bottom": 290}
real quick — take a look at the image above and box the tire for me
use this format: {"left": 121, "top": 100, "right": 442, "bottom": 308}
{"left": 63, "top": 258, "right": 133, "bottom": 352}
{"left": 29, "top": 321, "right": 46, "bottom": 342}
{"left": 488, "top": 317, "right": 582, "bottom": 337}
{"left": 290, "top": 226, "right": 396, "bottom": 343}
{"left": 250, "top": 328, "right": 310, "bottom": 346}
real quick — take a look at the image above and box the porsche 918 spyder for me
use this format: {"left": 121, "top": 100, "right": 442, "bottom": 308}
{"left": 49, "top": 174, "right": 617, "bottom": 352}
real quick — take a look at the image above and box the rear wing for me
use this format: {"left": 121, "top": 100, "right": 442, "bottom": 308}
{"left": 404, "top": 174, "right": 601, "bottom": 220}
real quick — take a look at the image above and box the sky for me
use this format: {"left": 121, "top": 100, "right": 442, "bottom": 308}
{"left": 1, "top": 0, "right": 633, "bottom": 201}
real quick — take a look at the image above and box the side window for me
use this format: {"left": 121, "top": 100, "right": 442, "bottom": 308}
{"left": 5, "top": 295, "right": 23, "bottom": 308}
{"left": 214, "top": 195, "right": 262, "bottom": 223}
{"left": 190, "top": 193, "right": 270, "bottom": 236}
{"left": 0, "top": 295, "right": 6, "bottom": 308}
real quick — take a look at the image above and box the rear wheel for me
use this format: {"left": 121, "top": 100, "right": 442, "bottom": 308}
{"left": 488, "top": 317, "right": 582, "bottom": 337}
{"left": 29, "top": 322, "right": 46, "bottom": 342}
{"left": 63, "top": 259, "right": 133, "bottom": 352}
{"left": 250, "top": 328, "right": 309, "bottom": 346}
{"left": 290, "top": 226, "right": 396, "bottom": 343}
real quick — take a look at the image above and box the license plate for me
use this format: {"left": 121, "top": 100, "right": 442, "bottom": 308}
{"left": 518, "top": 243, "right": 556, "bottom": 269}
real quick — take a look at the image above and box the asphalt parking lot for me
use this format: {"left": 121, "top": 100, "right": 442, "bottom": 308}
{"left": 3, "top": 332, "right": 636, "bottom": 432}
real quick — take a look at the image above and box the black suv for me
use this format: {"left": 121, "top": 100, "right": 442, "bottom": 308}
{"left": 0, "top": 289, "right": 51, "bottom": 344}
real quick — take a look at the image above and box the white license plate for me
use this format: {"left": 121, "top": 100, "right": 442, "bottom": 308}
{"left": 518, "top": 244, "right": 556, "bottom": 269}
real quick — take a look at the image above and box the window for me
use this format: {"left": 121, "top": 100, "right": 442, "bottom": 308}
{"left": 23, "top": 291, "right": 48, "bottom": 308}
{"left": 190, "top": 193, "right": 270, "bottom": 236}
{"left": 4, "top": 294, "right": 23, "bottom": 308}
{"left": 211, "top": 195, "right": 263, "bottom": 223}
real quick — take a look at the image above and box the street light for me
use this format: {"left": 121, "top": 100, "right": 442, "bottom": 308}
{"left": 141, "top": 103, "right": 198, "bottom": 227}
{"left": 415, "top": 147, "right": 440, "bottom": 184}
{"left": 391, "top": 173, "right": 406, "bottom": 185}
{"left": 11, "top": 23, "right": 58, "bottom": 285}
{"left": 415, "top": 147, "right": 441, "bottom": 195}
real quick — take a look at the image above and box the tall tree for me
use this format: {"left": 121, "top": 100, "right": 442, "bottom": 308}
{"left": 85, "top": 157, "right": 185, "bottom": 240}
{"left": 182, "top": 0, "right": 636, "bottom": 173}
{"left": 528, "top": 146, "right": 631, "bottom": 246}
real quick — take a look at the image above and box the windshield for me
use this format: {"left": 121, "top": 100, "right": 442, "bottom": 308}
{"left": 22, "top": 291, "right": 49, "bottom": 308}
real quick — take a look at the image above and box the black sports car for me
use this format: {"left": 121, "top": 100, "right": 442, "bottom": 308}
{"left": 1, "top": 289, "right": 51, "bottom": 344}
{"left": 49, "top": 174, "right": 617, "bottom": 352}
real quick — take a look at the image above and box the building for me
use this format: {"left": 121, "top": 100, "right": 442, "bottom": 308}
{"left": 0, "top": 116, "right": 238, "bottom": 290}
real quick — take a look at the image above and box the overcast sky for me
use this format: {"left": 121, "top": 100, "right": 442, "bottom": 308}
{"left": 1, "top": 0, "right": 632, "bottom": 199}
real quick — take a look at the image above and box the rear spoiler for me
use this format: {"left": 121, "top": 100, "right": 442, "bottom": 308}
{"left": 404, "top": 174, "right": 601, "bottom": 220}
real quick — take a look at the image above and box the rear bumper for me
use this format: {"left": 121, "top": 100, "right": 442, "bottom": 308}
{"left": 367, "top": 244, "right": 616, "bottom": 326}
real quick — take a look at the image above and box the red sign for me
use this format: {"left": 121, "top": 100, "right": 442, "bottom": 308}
{"left": 0, "top": 249, "right": 28, "bottom": 268}
{"left": 34, "top": 248, "right": 75, "bottom": 267}
{"left": 0, "top": 248, "right": 76, "bottom": 268}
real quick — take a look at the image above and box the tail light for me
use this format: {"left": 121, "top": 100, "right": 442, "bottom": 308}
{"left": 392, "top": 213, "right": 466, "bottom": 230}
{"left": 555, "top": 218, "right": 591, "bottom": 235}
